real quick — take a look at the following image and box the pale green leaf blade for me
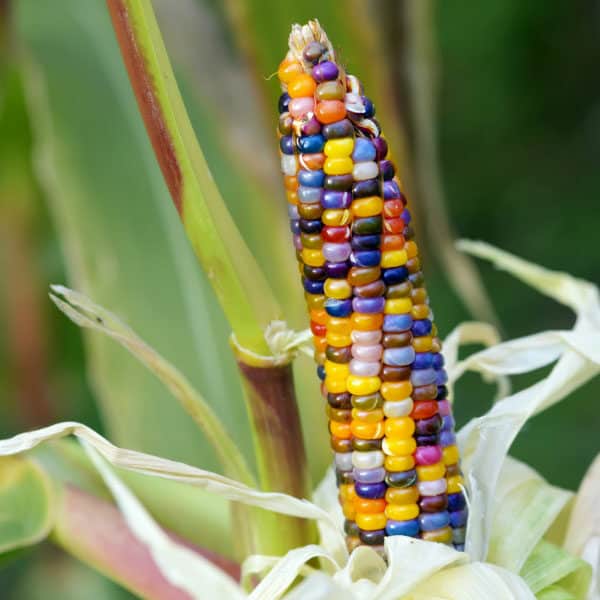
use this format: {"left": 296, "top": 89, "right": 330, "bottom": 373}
{"left": 16, "top": 0, "right": 252, "bottom": 468}
{"left": 520, "top": 540, "right": 591, "bottom": 597}
{"left": 0, "top": 456, "right": 54, "bottom": 553}
{"left": 536, "top": 585, "right": 577, "bottom": 600}
{"left": 49, "top": 284, "right": 254, "bottom": 486}
{"left": 488, "top": 457, "right": 572, "bottom": 573}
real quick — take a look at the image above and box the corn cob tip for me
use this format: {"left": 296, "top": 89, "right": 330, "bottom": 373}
{"left": 288, "top": 20, "right": 335, "bottom": 69}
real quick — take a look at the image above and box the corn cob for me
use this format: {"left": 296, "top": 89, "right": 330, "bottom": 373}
{"left": 277, "top": 20, "right": 467, "bottom": 552}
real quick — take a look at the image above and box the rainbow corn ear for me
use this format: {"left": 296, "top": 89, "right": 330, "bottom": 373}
{"left": 276, "top": 21, "right": 467, "bottom": 552}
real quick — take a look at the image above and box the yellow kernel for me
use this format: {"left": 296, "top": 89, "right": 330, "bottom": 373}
{"left": 385, "top": 486, "right": 419, "bottom": 504}
{"left": 380, "top": 381, "right": 413, "bottom": 401}
{"left": 385, "top": 455, "right": 415, "bottom": 472}
{"left": 447, "top": 475, "right": 464, "bottom": 494}
{"left": 384, "top": 298, "right": 413, "bottom": 314}
{"left": 384, "top": 417, "right": 415, "bottom": 439}
{"left": 324, "top": 361, "right": 350, "bottom": 379}
{"left": 325, "top": 376, "right": 347, "bottom": 394}
{"left": 324, "top": 278, "right": 352, "bottom": 299}
{"left": 324, "top": 138, "right": 354, "bottom": 157}
{"left": 405, "top": 240, "right": 418, "bottom": 258}
{"left": 322, "top": 209, "right": 351, "bottom": 226}
{"left": 339, "top": 483, "right": 356, "bottom": 501}
{"left": 351, "top": 408, "right": 385, "bottom": 422}
{"left": 443, "top": 445, "right": 460, "bottom": 466}
{"left": 412, "top": 336, "right": 433, "bottom": 352}
{"left": 351, "top": 197, "right": 384, "bottom": 218}
{"left": 301, "top": 248, "right": 325, "bottom": 267}
{"left": 381, "top": 250, "right": 408, "bottom": 268}
{"left": 416, "top": 462, "right": 446, "bottom": 481}
{"left": 355, "top": 512, "right": 387, "bottom": 531}
{"left": 342, "top": 501, "right": 356, "bottom": 520}
{"left": 385, "top": 503, "right": 419, "bottom": 521}
{"left": 383, "top": 437, "right": 416, "bottom": 456}
{"left": 304, "top": 293, "right": 325, "bottom": 310}
{"left": 324, "top": 157, "right": 353, "bottom": 175}
{"left": 326, "top": 331, "right": 352, "bottom": 347}
{"left": 347, "top": 375, "right": 381, "bottom": 395}
{"left": 326, "top": 317, "right": 352, "bottom": 334}
{"left": 411, "top": 304, "right": 430, "bottom": 320}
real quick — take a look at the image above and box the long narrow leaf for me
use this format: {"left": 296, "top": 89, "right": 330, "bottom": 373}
{"left": 106, "top": 0, "right": 280, "bottom": 354}
{"left": 49, "top": 284, "right": 255, "bottom": 486}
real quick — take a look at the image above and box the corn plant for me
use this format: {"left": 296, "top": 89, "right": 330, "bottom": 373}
{"left": 0, "top": 1, "right": 599, "bottom": 599}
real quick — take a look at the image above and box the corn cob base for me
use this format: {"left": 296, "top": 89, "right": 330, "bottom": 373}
{"left": 277, "top": 21, "right": 468, "bottom": 553}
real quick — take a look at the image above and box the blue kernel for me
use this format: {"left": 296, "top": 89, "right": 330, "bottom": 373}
{"left": 382, "top": 266, "right": 409, "bottom": 285}
{"left": 385, "top": 519, "right": 420, "bottom": 537}
{"left": 297, "top": 134, "right": 325, "bottom": 154}
{"left": 298, "top": 169, "right": 325, "bottom": 188}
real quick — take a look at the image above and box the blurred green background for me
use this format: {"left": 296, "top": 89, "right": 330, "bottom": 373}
{"left": 0, "top": 0, "right": 598, "bottom": 597}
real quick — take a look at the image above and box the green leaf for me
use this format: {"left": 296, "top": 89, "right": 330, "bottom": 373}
{"left": 49, "top": 284, "right": 255, "bottom": 486}
{"left": 16, "top": 0, "right": 253, "bottom": 470}
{"left": 105, "top": 0, "right": 280, "bottom": 354}
{"left": 487, "top": 457, "right": 572, "bottom": 574}
{"left": 536, "top": 585, "right": 577, "bottom": 600}
{"left": 0, "top": 455, "right": 54, "bottom": 553}
{"left": 521, "top": 540, "right": 591, "bottom": 598}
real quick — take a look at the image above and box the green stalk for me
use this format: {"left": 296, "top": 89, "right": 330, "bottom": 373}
{"left": 105, "top": 0, "right": 314, "bottom": 554}
{"left": 105, "top": 0, "right": 278, "bottom": 355}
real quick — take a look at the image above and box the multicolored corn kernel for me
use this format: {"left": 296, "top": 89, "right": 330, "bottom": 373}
{"left": 276, "top": 20, "right": 467, "bottom": 552}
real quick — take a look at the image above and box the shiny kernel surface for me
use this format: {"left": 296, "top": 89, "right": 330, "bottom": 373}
{"left": 347, "top": 375, "right": 381, "bottom": 395}
{"left": 385, "top": 503, "right": 419, "bottom": 521}
{"left": 351, "top": 420, "right": 385, "bottom": 439}
{"left": 381, "top": 250, "right": 408, "bottom": 268}
{"left": 324, "top": 138, "right": 354, "bottom": 157}
{"left": 443, "top": 445, "right": 460, "bottom": 466}
{"left": 380, "top": 381, "right": 413, "bottom": 400}
{"left": 324, "top": 157, "right": 354, "bottom": 175}
{"left": 386, "top": 486, "right": 419, "bottom": 505}
{"left": 384, "top": 298, "right": 412, "bottom": 314}
{"left": 324, "top": 279, "right": 352, "bottom": 299}
{"left": 356, "top": 512, "right": 387, "bottom": 531}
{"left": 416, "top": 462, "right": 446, "bottom": 481}
{"left": 352, "top": 197, "right": 384, "bottom": 218}
{"left": 384, "top": 417, "right": 416, "bottom": 438}
{"left": 385, "top": 455, "right": 415, "bottom": 472}
{"left": 288, "top": 73, "right": 317, "bottom": 98}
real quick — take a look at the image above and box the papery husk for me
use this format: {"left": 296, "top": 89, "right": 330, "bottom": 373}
{"left": 0, "top": 421, "right": 347, "bottom": 563}
{"left": 455, "top": 241, "right": 600, "bottom": 562}
{"left": 407, "top": 562, "right": 536, "bottom": 599}
{"left": 488, "top": 457, "right": 572, "bottom": 573}
{"left": 81, "top": 442, "right": 244, "bottom": 600}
